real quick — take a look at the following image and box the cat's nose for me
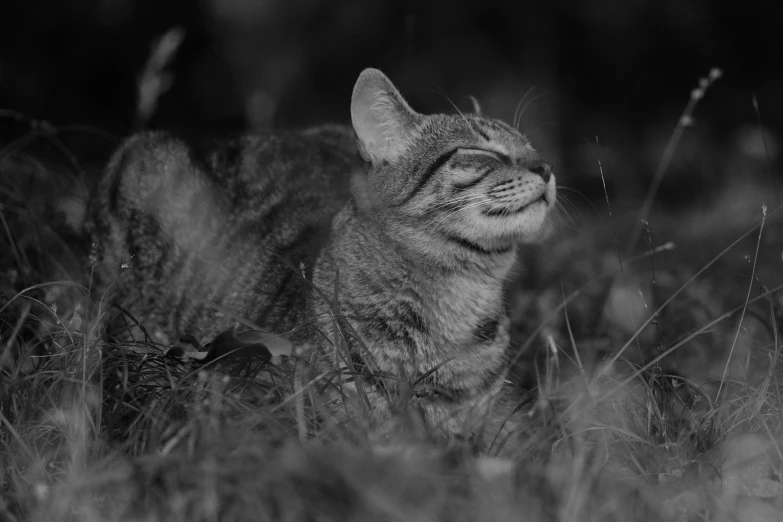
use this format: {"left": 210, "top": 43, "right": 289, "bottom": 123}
{"left": 529, "top": 161, "right": 552, "bottom": 183}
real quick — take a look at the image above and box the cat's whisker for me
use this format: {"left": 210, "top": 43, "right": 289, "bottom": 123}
{"left": 425, "top": 197, "right": 489, "bottom": 222}
{"left": 512, "top": 86, "right": 536, "bottom": 130}
{"left": 460, "top": 198, "right": 494, "bottom": 212}
{"left": 515, "top": 92, "right": 547, "bottom": 131}
{"left": 429, "top": 193, "right": 488, "bottom": 212}
{"left": 548, "top": 191, "right": 592, "bottom": 231}
{"left": 557, "top": 195, "right": 581, "bottom": 216}
{"left": 425, "top": 197, "right": 493, "bottom": 230}
{"left": 432, "top": 88, "right": 483, "bottom": 142}
{"left": 430, "top": 192, "right": 486, "bottom": 207}
{"left": 557, "top": 186, "right": 602, "bottom": 215}
{"left": 552, "top": 191, "right": 573, "bottom": 209}
{"left": 552, "top": 200, "right": 578, "bottom": 231}
{"left": 428, "top": 206, "right": 495, "bottom": 233}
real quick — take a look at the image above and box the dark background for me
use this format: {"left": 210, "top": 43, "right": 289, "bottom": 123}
{"left": 1, "top": 0, "right": 781, "bottom": 206}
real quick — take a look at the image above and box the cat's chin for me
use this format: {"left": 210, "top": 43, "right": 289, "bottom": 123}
{"left": 496, "top": 182, "right": 556, "bottom": 240}
{"left": 469, "top": 198, "right": 550, "bottom": 241}
{"left": 513, "top": 201, "right": 551, "bottom": 237}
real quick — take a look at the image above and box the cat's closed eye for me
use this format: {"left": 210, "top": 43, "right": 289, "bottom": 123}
{"left": 456, "top": 148, "right": 510, "bottom": 164}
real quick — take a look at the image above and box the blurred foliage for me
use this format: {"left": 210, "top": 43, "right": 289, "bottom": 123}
{"left": 0, "top": 0, "right": 780, "bottom": 205}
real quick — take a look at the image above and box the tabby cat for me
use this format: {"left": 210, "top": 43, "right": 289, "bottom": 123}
{"left": 89, "top": 68, "right": 556, "bottom": 438}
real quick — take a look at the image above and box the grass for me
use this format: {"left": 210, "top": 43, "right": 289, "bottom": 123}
{"left": 1, "top": 69, "right": 783, "bottom": 520}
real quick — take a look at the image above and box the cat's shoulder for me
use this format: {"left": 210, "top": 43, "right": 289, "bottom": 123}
{"left": 206, "top": 124, "right": 357, "bottom": 162}
{"left": 299, "top": 124, "right": 360, "bottom": 157}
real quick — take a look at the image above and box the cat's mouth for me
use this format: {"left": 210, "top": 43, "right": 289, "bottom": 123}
{"left": 481, "top": 194, "right": 548, "bottom": 217}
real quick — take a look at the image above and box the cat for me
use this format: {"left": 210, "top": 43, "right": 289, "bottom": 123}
{"left": 89, "top": 68, "right": 556, "bottom": 439}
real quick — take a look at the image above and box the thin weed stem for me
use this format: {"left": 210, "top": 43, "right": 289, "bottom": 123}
{"left": 506, "top": 241, "right": 676, "bottom": 373}
{"left": 601, "top": 201, "right": 781, "bottom": 375}
{"left": 591, "top": 280, "right": 783, "bottom": 409}
{"left": 590, "top": 134, "right": 624, "bottom": 276}
{"left": 752, "top": 94, "right": 780, "bottom": 207}
{"left": 625, "top": 68, "right": 722, "bottom": 256}
{"left": 716, "top": 204, "right": 766, "bottom": 398}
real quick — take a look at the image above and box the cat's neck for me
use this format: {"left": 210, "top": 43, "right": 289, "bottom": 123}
{"left": 348, "top": 172, "right": 517, "bottom": 276}
{"left": 320, "top": 201, "right": 511, "bottom": 388}
{"left": 328, "top": 198, "right": 516, "bottom": 325}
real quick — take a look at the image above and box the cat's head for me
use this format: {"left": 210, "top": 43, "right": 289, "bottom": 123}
{"left": 350, "top": 68, "right": 556, "bottom": 254}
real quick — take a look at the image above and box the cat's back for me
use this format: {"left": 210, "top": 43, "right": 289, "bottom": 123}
{"left": 94, "top": 124, "right": 360, "bottom": 227}
{"left": 90, "top": 124, "right": 362, "bottom": 341}
{"left": 205, "top": 124, "right": 359, "bottom": 214}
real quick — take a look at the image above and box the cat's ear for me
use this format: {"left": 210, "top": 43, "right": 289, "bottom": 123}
{"left": 351, "top": 68, "right": 419, "bottom": 164}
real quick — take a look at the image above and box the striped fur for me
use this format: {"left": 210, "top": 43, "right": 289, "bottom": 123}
{"left": 89, "top": 69, "right": 556, "bottom": 439}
